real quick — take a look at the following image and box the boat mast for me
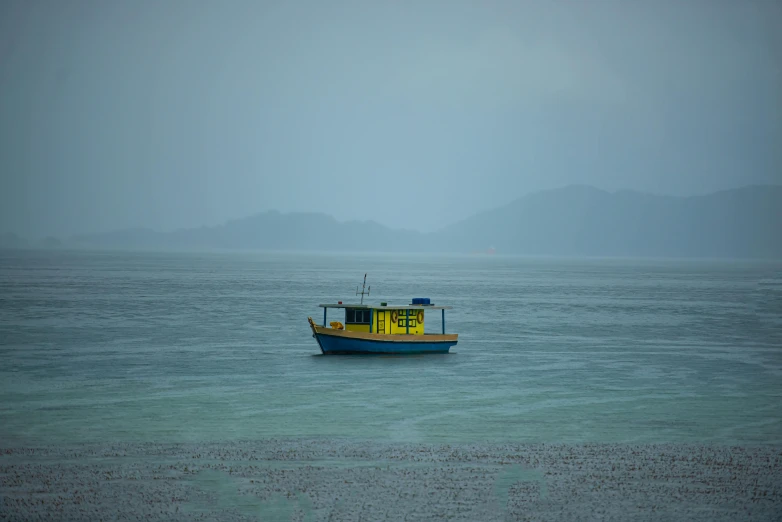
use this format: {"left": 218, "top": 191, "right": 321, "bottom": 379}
{"left": 356, "top": 273, "right": 370, "bottom": 305}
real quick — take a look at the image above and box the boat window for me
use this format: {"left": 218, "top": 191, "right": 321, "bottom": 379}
{"left": 345, "top": 308, "right": 370, "bottom": 324}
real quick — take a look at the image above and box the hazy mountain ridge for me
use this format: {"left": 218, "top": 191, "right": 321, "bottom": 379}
{"left": 0, "top": 232, "right": 28, "bottom": 249}
{"left": 6, "top": 185, "right": 781, "bottom": 259}
{"left": 433, "top": 184, "right": 782, "bottom": 258}
{"left": 69, "top": 210, "right": 428, "bottom": 253}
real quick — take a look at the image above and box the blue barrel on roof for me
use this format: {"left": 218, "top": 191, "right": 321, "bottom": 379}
{"left": 411, "top": 297, "right": 430, "bottom": 305}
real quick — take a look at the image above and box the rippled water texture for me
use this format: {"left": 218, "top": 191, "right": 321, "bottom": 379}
{"left": 1, "top": 250, "right": 781, "bottom": 446}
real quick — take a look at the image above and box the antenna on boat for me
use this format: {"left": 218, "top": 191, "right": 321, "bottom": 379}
{"left": 356, "top": 273, "right": 370, "bottom": 305}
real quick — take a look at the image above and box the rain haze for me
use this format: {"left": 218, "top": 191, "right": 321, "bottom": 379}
{"left": 1, "top": 0, "right": 780, "bottom": 239}
{"left": 3, "top": 3, "right": 782, "bottom": 520}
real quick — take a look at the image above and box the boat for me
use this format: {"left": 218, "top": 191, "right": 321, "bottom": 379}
{"left": 307, "top": 275, "right": 458, "bottom": 355}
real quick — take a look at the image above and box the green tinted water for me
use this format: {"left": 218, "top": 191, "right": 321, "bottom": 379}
{"left": 1, "top": 250, "right": 780, "bottom": 446}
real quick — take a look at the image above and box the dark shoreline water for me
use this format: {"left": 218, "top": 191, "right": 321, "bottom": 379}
{"left": 2, "top": 440, "right": 780, "bottom": 521}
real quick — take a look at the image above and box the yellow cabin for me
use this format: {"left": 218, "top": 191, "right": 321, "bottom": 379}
{"left": 340, "top": 305, "right": 427, "bottom": 335}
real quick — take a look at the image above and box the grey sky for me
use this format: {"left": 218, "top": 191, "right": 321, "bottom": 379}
{"left": 1, "top": 0, "right": 780, "bottom": 238}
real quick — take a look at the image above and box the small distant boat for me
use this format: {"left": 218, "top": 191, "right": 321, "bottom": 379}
{"left": 307, "top": 275, "right": 458, "bottom": 355}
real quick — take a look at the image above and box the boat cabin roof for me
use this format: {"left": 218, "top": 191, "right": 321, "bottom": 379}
{"left": 319, "top": 303, "right": 453, "bottom": 310}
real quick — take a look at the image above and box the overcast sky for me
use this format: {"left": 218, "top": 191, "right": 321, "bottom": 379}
{"left": 1, "top": 0, "right": 780, "bottom": 238}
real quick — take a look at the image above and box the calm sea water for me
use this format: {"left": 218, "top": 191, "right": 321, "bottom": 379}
{"left": 1, "top": 250, "right": 780, "bottom": 447}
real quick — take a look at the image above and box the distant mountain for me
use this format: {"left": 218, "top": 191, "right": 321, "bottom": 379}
{"left": 70, "top": 185, "right": 782, "bottom": 259}
{"left": 0, "top": 232, "right": 28, "bottom": 249}
{"left": 72, "top": 211, "right": 427, "bottom": 253}
{"left": 0, "top": 233, "right": 66, "bottom": 250}
{"left": 432, "top": 185, "right": 782, "bottom": 259}
{"left": 40, "top": 236, "right": 63, "bottom": 249}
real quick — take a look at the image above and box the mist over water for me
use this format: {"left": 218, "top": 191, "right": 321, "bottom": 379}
{"left": 2, "top": 250, "right": 780, "bottom": 447}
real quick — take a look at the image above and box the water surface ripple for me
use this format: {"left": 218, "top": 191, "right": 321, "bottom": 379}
{"left": 1, "top": 250, "right": 780, "bottom": 446}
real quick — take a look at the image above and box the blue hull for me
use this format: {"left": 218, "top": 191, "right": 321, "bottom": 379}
{"left": 315, "top": 333, "right": 456, "bottom": 355}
